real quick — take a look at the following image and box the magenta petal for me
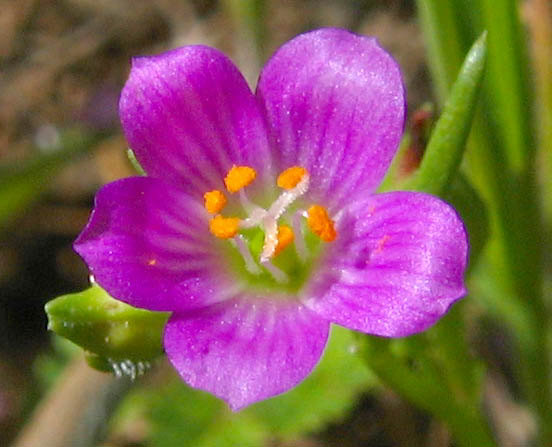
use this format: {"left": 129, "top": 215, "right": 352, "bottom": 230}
{"left": 304, "top": 191, "right": 468, "bottom": 337}
{"left": 120, "top": 46, "right": 272, "bottom": 196}
{"left": 256, "top": 28, "right": 405, "bottom": 208}
{"left": 164, "top": 297, "right": 330, "bottom": 410}
{"left": 74, "top": 177, "right": 236, "bottom": 312}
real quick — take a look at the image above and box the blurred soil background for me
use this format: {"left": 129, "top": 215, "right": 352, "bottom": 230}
{"left": 0, "top": 0, "right": 531, "bottom": 446}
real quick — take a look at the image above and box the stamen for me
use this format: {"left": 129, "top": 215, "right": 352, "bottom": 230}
{"left": 307, "top": 205, "right": 337, "bottom": 242}
{"left": 268, "top": 171, "right": 310, "bottom": 219}
{"left": 273, "top": 225, "right": 294, "bottom": 257}
{"left": 277, "top": 166, "right": 308, "bottom": 190}
{"left": 261, "top": 260, "right": 289, "bottom": 283}
{"left": 234, "top": 235, "right": 261, "bottom": 275}
{"left": 292, "top": 211, "right": 308, "bottom": 261}
{"left": 238, "top": 188, "right": 267, "bottom": 228}
{"left": 204, "top": 190, "right": 227, "bottom": 214}
{"left": 205, "top": 163, "right": 335, "bottom": 284}
{"left": 209, "top": 215, "right": 240, "bottom": 239}
{"left": 224, "top": 165, "right": 256, "bottom": 193}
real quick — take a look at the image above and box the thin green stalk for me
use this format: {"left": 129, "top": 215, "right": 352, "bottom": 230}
{"left": 530, "top": 0, "right": 552, "bottom": 225}
{"left": 468, "top": 82, "right": 552, "bottom": 447}
{"left": 363, "top": 338, "right": 496, "bottom": 447}
{"left": 428, "top": 306, "right": 482, "bottom": 404}
{"left": 225, "top": 0, "right": 266, "bottom": 61}
{"left": 415, "top": 0, "right": 468, "bottom": 101}
{"left": 416, "top": 2, "right": 552, "bottom": 444}
{"left": 405, "top": 32, "right": 487, "bottom": 195}
{"left": 479, "top": 0, "right": 534, "bottom": 173}
{"left": 466, "top": 117, "right": 552, "bottom": 445}
{"left": 369, "top": 28, "right": 494, "bottom": 446}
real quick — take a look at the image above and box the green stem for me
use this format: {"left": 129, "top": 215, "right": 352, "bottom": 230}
{"left": 467, "top": 99, "right": 552, "bottom": 447}
{"left": 225, "top": 0, "right": 266, "bottom": 62}
{"left": 530, "top": 0, "right": 552, "bottom": 227}
{"left": 363, "top": 337, "right": 496, "bottom": 447}
{"left": 429, "top": 306, "right": 481, "bottom": 403}
{"left": 479, "top": 0, "right": 534, "bottom": 173}
{"left": 416, "top": 2, "right": 552, "bottom": 443}
{"left": 405, "top": 32, "right": 487, "bottom": 195}
{"left": 517, "top": 329, "right": 552, "bottom": 445}
{"left": 415, "top": 0, "right": 468, "bottom": 102}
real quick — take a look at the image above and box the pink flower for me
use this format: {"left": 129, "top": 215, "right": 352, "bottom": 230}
{"left": 75, "top": 28, "right": 468, "bottom": 410}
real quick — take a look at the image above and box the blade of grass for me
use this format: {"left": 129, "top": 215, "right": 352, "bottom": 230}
{"left": 415, "top": 0, "right": 470, "bottom": 102}
{"left": 479, "top": 0, "right": 534, "bottom": 173}
{"left": 417, "top": 1, "right": 552, "bottom": 443}
{"left": 362, "top": 336, "right": 496, "bottom": 447}
{"left": 529, "top": 0, "right": 552, "bottom": 224}
{"left": 404, "top": 32, "right": 487, "bottom": 195}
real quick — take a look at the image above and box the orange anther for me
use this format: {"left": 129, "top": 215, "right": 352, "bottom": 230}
{"left": 209, "top": 215, "right": 240, "bottom": 239}
{"left": 274, "top": 225, "right": 294, "bottom": 256}
{"left": 307, "top": 205, "right": 337, "bottom": 242}
{"left": 277, "top": 166, "right": 308, "bottom": 190}
{"left": 224, "top": 165, "right": 256, "bottom": 193}
{"left": 204, "top": 190, "right": 227, "bottom": 214}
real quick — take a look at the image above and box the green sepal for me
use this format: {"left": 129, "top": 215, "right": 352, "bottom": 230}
{"left": 404, "top": 31, "right": 488, "bottom": 195}
{"left": 45, "top": 284, "right": 169, "bottom": 366}
{"left": 84, "top": 352, "right": 115, "bottom": 372}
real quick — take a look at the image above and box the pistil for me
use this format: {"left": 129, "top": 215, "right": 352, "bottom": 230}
{"left": 206, "top": 165, "right": 336, "bottom": 284}
{"left": 260, "top": 216, "right": 278, "bottom": 262}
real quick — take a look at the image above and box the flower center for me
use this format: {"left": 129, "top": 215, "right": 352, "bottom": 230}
{"left": 203, "top": 165, "right": 336, "bottom": 286}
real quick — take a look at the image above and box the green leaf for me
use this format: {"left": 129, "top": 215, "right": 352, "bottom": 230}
{"left": 45, "top": 285, "right": 169, "bottom": 366}
{"left": 404, "top": 32, "right": 487, "bottom": 195}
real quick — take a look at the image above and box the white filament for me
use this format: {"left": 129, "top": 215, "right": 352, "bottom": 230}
{"left": 261, "top": 259, "right": 289, "bottom": 283}
{"left": 229, "top": 171, "right": 311, "bottom": 282}
{"left": 234, "top": 235, "right": 261, "bottom": 274}
{"left": 292, "top": 210, "right": 308, "bottom": 262}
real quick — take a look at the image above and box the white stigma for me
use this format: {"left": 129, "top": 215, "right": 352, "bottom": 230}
{"left": 238, "top": 172, "right": 310, "bottom": 268}
{"left": 260, "top": 216, "right": 278, "bottom": 262}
